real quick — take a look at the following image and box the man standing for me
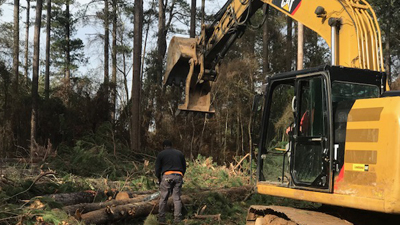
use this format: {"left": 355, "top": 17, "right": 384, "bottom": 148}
{"left": 155, "top": 140, "right": 186, "bottom": 224}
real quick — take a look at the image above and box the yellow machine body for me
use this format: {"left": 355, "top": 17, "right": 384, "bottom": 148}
{"left": 163, "top": 0, "right": 400, "bottom": 221}
{"left": 257, "top": 96, "right": 400, "bottom": 214}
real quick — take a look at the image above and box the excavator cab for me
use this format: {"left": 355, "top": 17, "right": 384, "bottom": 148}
{"left": 245, "top": 66, "right": 391, "bottom": 224}
{"left": 256, "top": 65, "right": 384, "bottom": 192}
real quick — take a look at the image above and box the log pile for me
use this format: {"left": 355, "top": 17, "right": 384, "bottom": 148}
{"left": 36, "top": 186, "right": 252, "bottom": 224}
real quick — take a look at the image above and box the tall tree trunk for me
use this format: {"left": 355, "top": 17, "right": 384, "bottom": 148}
{"left": 224, "top": 110, "right": 229, "bottom": 163}
{"left": 190, "top": 0, "right": 196, "bottom": 38}
{"left": 241, "top": 116, "right": 244, "bottom": 155}
{"left": 117, "top": 24, "right": 129, "bottom": 110}
{"left": 13, "top": 0, "right": 20, "bottom": 93}
{"left": 130, "top": 0, "right": 143, "bottom": 152}
{"left": 247, "top": 113, "right": 252, "bottom": 175}
{"left": 286, "top": 17, "right": 292, "bottom": 71}
{"left": 154, "top": 0, "right": 167, "bottom": 131}
{"left": 122, "top": 51, "right": 128, "bottom": 102}
{"left": 24, "top": 0, "right": 30, "bottom": 81}
{"left": 297, "top": 22, "right": 304, "bottom": 70}
{"left": 12, "top": 0, "right": 20, "bottom": 149}
{"left": 31, "top": 0, "right": 43, "bottom": 161}
{"left": 104, "top": 0, "right": 109, "bottom": 93}
{"left": 1, "top": 63, "right": 11, "bottom": 156}
{"left": 111, "top": 0, "right": 117, "bottom": 122}
{"left": 141, "top": 10, "right": 151, "bottom": 79}
{"left": 235, "top": 109, "right": 240, "bottom": 157}
{"left": 140, "top": 3, "right": 152, "bottom": 135}
{"left": 190, "top": 116, "right": 195, "bottom": 160}
{"left": 199, "top": 114, "right": 207, "bottom": 156}
{"left": 157, "top": 0, "right": 166, "bottom": 85}
{"left": 45, "top": 0, "right": 51, "bottom": 100}
{"left": 201, "top": 0, "right": 205, "bottom": 25}
{"left": 65, "top": 0, "right": 70, "bottom": 85}
{"left": 262, "top": 5, "right": 269, "bottom": 76}
{"left": 141, "top": 0, "right": 155, "bottom": 80}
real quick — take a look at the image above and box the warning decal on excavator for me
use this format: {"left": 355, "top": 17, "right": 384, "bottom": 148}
{"left": 272, "top": 0, "right": 303, "bottom": 15}
{"left": 353, "top": 163, "right": 369, "bottom": 172}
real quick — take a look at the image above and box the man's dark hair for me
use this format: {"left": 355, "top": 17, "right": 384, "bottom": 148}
{"left": 162, "top": 140, "right": 172, "bottom": 148}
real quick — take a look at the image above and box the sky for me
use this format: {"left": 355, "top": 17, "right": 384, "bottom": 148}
{"left": 1, "top": 0, "right": 100, "bottom": 76}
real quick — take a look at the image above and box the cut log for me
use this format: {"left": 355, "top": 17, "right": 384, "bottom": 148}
{"left": 38, "top": 190, "right": 156, "bottom": 206}
{"left": 81, "top": 185, "right": 252, "bottom": 224}
{"left": 40, "top": 191, "right": 105, "bottom": 206}
{"left": 63, "top": 193, "right": 158, "bottom": 215}
{"left": 81, "top": 199, "right": 159, "bottom": 224}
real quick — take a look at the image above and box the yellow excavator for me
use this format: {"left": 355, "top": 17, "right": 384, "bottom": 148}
{"left": 163, "top": 0, "right": 400, "bottom": 224}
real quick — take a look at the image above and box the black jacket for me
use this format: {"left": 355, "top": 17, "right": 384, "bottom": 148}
{"left": 155, "top": 148, "right": 186, "bottom": 180}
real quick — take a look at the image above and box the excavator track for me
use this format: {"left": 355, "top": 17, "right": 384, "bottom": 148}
{"left": 246, "top": 205, "right": 400, "bottom": 225}
{"left": 246, "top": 205, "right": 352, "bottom": 225}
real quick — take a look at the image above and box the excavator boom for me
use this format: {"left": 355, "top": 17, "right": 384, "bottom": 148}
{"left": 163, "top": 0, "right": 385, "bottom": 113}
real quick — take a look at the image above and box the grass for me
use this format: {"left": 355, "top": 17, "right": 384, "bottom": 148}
{"left": 0, "top": 151, "right": 319, "bottom": 225}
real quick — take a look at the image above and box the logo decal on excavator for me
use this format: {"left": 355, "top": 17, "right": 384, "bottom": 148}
{"left": 272, "top": 0, "right": 302, "bottom": 15}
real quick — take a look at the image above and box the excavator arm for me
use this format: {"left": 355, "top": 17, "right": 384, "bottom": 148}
{"left": 163, "top": 0, "right": 384, "bottom": 113}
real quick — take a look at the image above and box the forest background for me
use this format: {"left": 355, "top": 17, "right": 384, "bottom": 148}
{"left": 1, "top": 0, "right": 400, "bottom": 166}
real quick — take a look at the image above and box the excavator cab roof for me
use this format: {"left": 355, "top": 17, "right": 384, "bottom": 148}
{"left": 268, "top": 65, "right": 386, "bottom": 94}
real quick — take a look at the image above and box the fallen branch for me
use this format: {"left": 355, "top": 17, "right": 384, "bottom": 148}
{"left": 243, "top": 189, "right": 255, "bottom": 202}
{"left": 5, "top": 171, "right": 56, "bottom": 201}
{"left": 233, "top": 153, "right": 250, "bottom": 171}
{"left": 194, "top": 213, "right": 221, "bottom": 221}
{"left": 0, "top": 175, "right": 16, "bottom": 186}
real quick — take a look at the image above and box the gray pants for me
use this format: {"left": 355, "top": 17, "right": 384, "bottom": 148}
{"left": 159, "top": 174, "right": 183, "bottom": 220}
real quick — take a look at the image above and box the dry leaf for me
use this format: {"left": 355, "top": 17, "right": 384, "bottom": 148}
{"left": 29, "top": 199, "right": 45, "bottom": 209}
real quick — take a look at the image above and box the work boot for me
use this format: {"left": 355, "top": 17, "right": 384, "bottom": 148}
{"left": 158, "top": 216, "right": 166, "bottom": 224}
{"left": 173, "top": 217, "right": 182, "bottom": 224}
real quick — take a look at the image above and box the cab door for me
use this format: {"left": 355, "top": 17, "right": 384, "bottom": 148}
{"left": 290, "top": 74, "right": 332, "bottom": 191}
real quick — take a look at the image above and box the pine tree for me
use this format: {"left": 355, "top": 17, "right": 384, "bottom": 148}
{"left": 24, "top": 0, "right": 30, "bottom": 80}
{"left": 13, "top": 0, "right": 20, "bottom": 93}
{"left": 31, "top": 0, "right": 43, "bottom": 160}
{"left": 131, "top": 0, "right": 143, "bottom": 152}
{"left": 45, "top": 0, "right": 51, "bottom": 99}
{"left": 50, "top": 0, "right": 86, "bottom": 85}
